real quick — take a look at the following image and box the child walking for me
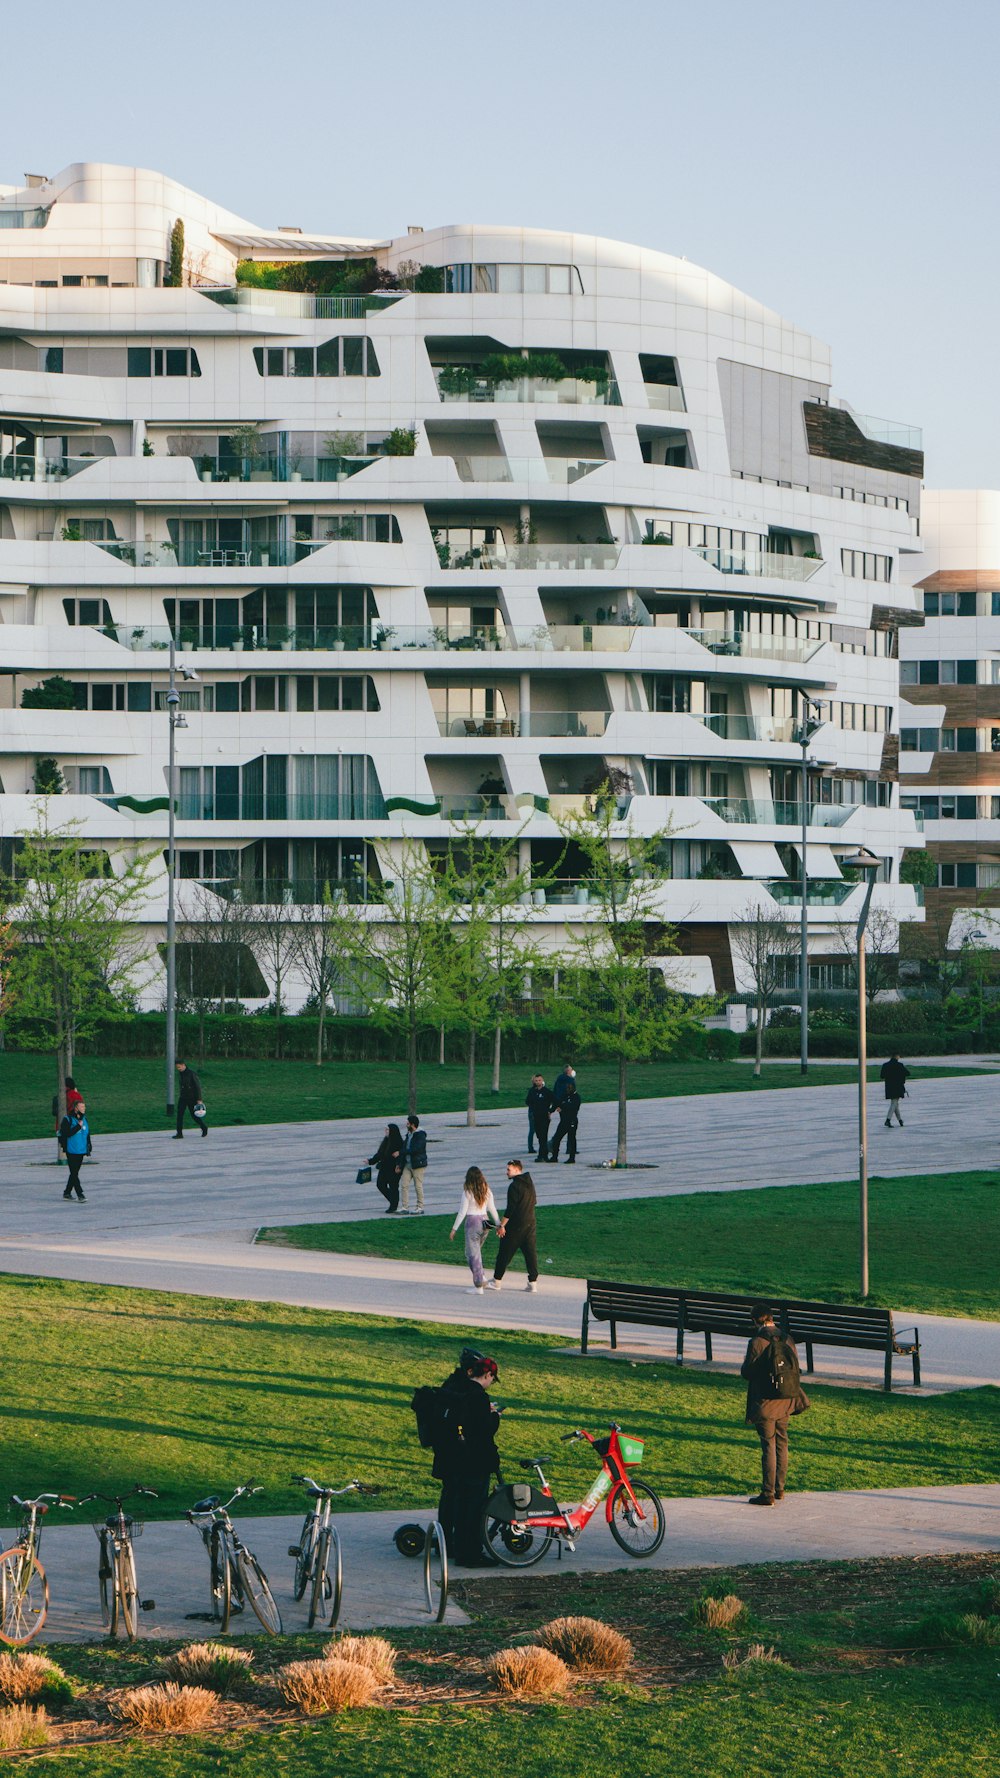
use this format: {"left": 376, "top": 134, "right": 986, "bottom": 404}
{"left": 449, "top": 1166, "right": 501, "bottom": 1294}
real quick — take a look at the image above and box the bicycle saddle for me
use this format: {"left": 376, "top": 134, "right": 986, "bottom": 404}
{"left": 518, "top": 1456, "right": 551, "bottom": 1470}
{"left": 191, "top": 1496, "right": 219, "bottom": 1513}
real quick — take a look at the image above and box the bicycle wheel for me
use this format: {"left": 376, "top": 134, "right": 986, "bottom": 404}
{"left": 327, "top": 1526, "right": 343, "bottom": 1628}
{"left": 0, "top": 1549, "right": 48, "bottom": 1645}
{"left": 307, "top": 1527, "right": 330, "bottom": 1630}
{"left": 481, "top": 1514, "right": 553, "bottom": 1569}
{"left": 423, "top": 1521, "right": 448, "bottom": 1621}
{"left": 236, "top": 1549, "right": 283, "bottom": 1635}
{"left": 210, "top": 1526, "right": 231, "bottom": 1632}
{"left": 118, "top": 1542, "right": 139, "bottom": 1641}
{"left": 607, "top": 1480, "right": 665, "bottom": 1557}
{"left": 98, "top": 1530, "right": 117, "bottom": 1636}
{"left": 292, "top": 1513, "right": 317, "bottom": 1602}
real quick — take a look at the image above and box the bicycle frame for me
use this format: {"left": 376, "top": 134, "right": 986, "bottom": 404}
{"left": 7, "top": 1494, "right": 74, "bottom": 1566}
{"left": 188, "top": 1485, "right": 258, "bottom": 1581}
{"left": 508, "top": 1427, "right": 648, "bottom": 1544}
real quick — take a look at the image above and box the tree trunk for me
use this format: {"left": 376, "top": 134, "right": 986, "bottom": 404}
{"left": 316, "top": 1000, "right": 326, "bottom": 1065}
{"left": 491, "top": 1022, "right": 501, "bottom": 1094}
{"left": 466, "top": 1026, "right": 477, "bottom": 1127}
{"left": 407, "top": 1022, "right": 418, "bottom": 1119}
{"left": 439, "top": 1023, "right": 445, "bottom": 1066}
{"left": 616, "top": 1047, "right": 628, "bottom": 1165}
{"left": 56, "top": 1035, "right": 74, "bottom": 1162}
{"left": 198, "top": 1003, "right": 206, "bottom": 1058}
{"left": 754, "top": 995, "right": 764, "bottom": 1077}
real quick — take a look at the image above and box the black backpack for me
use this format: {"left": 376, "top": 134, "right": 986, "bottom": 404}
{"left": 411, "top": 1385, "right": 463, "bottom": 1451}
{"left": 765, "top": 1332, "right": 801, "bottom": 1399}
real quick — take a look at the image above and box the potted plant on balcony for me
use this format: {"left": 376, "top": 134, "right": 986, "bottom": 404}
{"left": 270, "top": 622, "right": 293, "bottom": 651}
{"left": 197, "top": 453, "right": 214, "bottom": 483}
{"left": 323, "top": 431, "right": 363, "bottom": 480}
{"left": 60, "top": 523, "right": 82, "bottom": 542}
{"left": 229, "top": 422, "right": 265, "bottom": 482}
{"left": 381, "top": 426, "right": 416, "bottom": 456}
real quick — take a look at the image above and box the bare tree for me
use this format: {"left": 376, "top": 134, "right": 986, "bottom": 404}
{"left": 831, "top": 904, "right": 899, "bottom": 1005}
{"left": 731, "top": 903, "right": 801, "bottom": 1077}
{"left": 352, "top": 840, "right": 451, "bottom": 1117}
{"left": 293, "top": 888, "right": 366, "bottom": 1065}
{"left": 244, "top": 884, "right": 301, "bottom": 1057}
{"left": 175, "top": 881, "right": 262, "bottom": 1041}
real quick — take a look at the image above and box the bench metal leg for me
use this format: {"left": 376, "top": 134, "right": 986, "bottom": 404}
{"left": 676, "top": 1323, "right": 684, "bottom": 1366}
{"left": 581, "top": 1301, "right": 589, "bottom": 1356}
{"left": 912, "top": 1333, "right": 921, "bottom": 1388}
{"left": 805, "top": 1341, "right": 814, "bottom": 1373}
{"left": 884, "top": 1343, "right": 893, "bottom": 1393}
{"left": 610, "top": 1319, "right": 617, "bottom": 1352}
{"left": 704, "top": 1332, "right": 713, "bottom": 1361}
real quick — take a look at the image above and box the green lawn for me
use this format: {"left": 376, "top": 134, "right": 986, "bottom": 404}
{"left": 260, "top": 1168, "right": 1000, "bottom": 1320}
{"left": 0, "top": 1051, "right": 979, "bottom": 1142}
{"left": 0, "top": 1276, "right": 997, "bottom": 1532}
{"left": 23, "top": 1555, "right": 1000, "bottom": 1775}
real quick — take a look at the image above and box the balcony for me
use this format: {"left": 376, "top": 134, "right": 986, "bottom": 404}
{"left": 702, "top": 799, "right": 860, "bottom": 828}
{"left": 179, "top": 794, "right": 388, "bottom": 821}
{"left": 450, "top": 456, "right": 606, "bottom": 485}
{"left": 643, "top": 384, "right": 686, "bottom": 412}
{"left": 95, "top": 539, "right": 336, "bottom": 569}
{"left": 687, "top": 714, "right": 797, "bottom": 743}
{"left": 94, "top": 622, "right": 513, "bottom": 654}
{"left": 766, "top": 879, "right": 856, "bottom": 906}
{"left": 436, "top": 371, "right": 621, "bottom": 407}
{"left": 510, "top": 623, "right": 635, "bottom": 652}
{"left": 202, "top": 876, "right": 375, "bottom": 906}
{"left": 202, "top": 288, "right": 402, "bottom": 320}
{"left": 684, "top": 629, "right": 825, "bottom": 663}
{"left": 2, "top": 453, "right": 111, "bottom": 483}
{"left": 188, "top": 450, "right": 378, "bottom": 485}
{"left": 435, "top": 710, "right": 609, "bottom": 738}
{"left": 693, "top": 548, "right": 823, "bottom": 582}
{"left": 478, "top": 543, "right": 621, "bottom": 572}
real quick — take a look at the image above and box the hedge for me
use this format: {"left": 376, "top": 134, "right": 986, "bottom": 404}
{"left": 740, "top": 1026, "right": 979, "bottom": 1057}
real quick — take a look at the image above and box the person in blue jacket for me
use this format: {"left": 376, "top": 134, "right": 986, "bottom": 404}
{"left": 58, "top": 1100, "right": 91, "bottom": 1201}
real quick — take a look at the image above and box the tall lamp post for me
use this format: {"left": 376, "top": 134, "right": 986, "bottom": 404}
{"left": 165, "top": 641, "right": 199, "bottom": 1117}
{"left": 843, "top": 845, "right": 882, "bottom": 1298}
{"left": 791, "top": 695, "right": 827, "bottom": 1073}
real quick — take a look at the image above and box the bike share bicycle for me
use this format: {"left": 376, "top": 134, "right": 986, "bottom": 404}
{"left": 483, "top": 1423, "right": 665, "bottom": 1567}
{"left": 0, "top": 1493, "right": 75, "bottom": 1646}
{"left": 186, "top": 1481, "right": 282, "bottom": 1634}
{"left": 79, "top": 1487, "right": 158, "bottom": 1640}
{"left": 288, "top": 1476, "right": 380, "bottom": 1629}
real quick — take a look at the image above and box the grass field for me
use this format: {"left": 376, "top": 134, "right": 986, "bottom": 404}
{"left": 0, "top": 1051, "right": 980, "bottom": 1142}
{"left": 260, "top": 1168, "right": 1000, "bottom": 1320}
{"left": 20, "top": 1555, "right": 1000, "bottom": 1775}
{"left": 0, "top": 1275, "right": 997, "bottom": 1532}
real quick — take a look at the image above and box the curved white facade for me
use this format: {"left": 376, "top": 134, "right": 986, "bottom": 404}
{"left": 0, "top": 164, "right": 926, "bottom": 1005}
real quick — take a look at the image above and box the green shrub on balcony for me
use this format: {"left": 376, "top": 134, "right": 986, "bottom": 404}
{"left": 381, "top": 427, "right": 417, "bottom": 456}
{"left": 22, "top": 676, "right": 76, "bottom": 710}
{"left": 438, "top": 350, "right": 609, "bottom": 395}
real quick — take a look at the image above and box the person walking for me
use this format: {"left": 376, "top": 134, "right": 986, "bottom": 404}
{"left": 58, "top": 1100, "right": 91, "bottom": 1201}
{"left": 370, "top": 1123, "right": 404, "bottom": 1214}
{"left": 450, "top": 1166, "right": 501, "bottom": 1293}
{"left": 430, "top": 1346, "right": 502, "bottom": 1567}
{"left": 52, "top": 1077, "right": 84, "bottom": 1163}
{"left": 400, "top": 1114, "right": 427, "bottom": 1214}
{"left": 486, "top": 1159, "right": 539, "bottom": 1292}
{"left": 550, "top": 1080, "right": 581, "bottom": 1163}
{"left": 525, "top": 1075, "right": 556, "bottom": 1162}
{"left": 174, "top": 1061, "right": 207, "bottom": 1138}
{"left": 740, "top": 1304, "right": 809, "bottom": 1505}
{"left": 880, "top": 1053, "right": 910, "bottom": 1128}
{"left": 524, "top": 1074, "right": 538, "bottom": 1154}
{"left": 552, "top": 1063, "right": 575, "bottom": 1108}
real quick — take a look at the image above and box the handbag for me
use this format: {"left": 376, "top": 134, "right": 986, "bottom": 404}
{"left": 192, "top": 1101, "right": 207, "bottom": 1120}
{"left": 356, "top": 1166, "right": 372, "bottom": 1185}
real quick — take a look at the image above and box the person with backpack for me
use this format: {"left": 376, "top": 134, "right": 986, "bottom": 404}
{"left": 740, "top": 1303, "right": 809, "bottom": 1506}
{"left": 412, "top": 1346, "right": 503, "bottom": 1567}
{"left": 58, "top": 1099, "right": 91, "bottom": 1201}
{"left": 880, "top": 1053, "right": 910, "bottom": 1128}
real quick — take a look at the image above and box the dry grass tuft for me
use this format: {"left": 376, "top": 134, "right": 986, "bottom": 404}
{"left": 0, "top": 1651, "right": 72, "bottom": 1705}
{"left": 487, "top": 1646, "right": 571, "bottom": 1697}
{"left": 722, "top": 1643, "right": 787, "bottom": 1671}
{"left": 536, "top": 1616, "right": 633, "bottom": 1674}
{"left": 0, "top": 1705, "right": 49, "bottom": 1750}
{"left": 322, "top": 1635, "right": 396, "bottom": 1683}
{"left": 277, "top": 1658, "right": 380, "bottom": 1716}
{"left": 693, "top": 1594, "right": 748, "bottom": 1630}
{"left": 111, "top": 1682, "right": 219, "bottom": 1734}
{"left": 159, "top": 1642, "right": 254, "bottom": 1696}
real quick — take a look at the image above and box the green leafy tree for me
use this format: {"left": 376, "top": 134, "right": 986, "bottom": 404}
{"left": 293, "top": 886, "right": 366, "bottom": 1065}
{"left": 354, "top": 840, "right": 451, "bottom": 1116}
{"left": 554, "top": 796, "right": 703, "bottom": 1162}
{"left": 166, "top": 218, "right": 185, "bottom": 287}
{"left": 33, "top": 757, "right": 66, "bottom": 794}
{"left": 21, "top": 677, "right": 76, "bottom": 711}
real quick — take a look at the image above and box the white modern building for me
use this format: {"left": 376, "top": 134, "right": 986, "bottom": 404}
{"left": 0, "top": 161, "right": 926, "bottom": 1007}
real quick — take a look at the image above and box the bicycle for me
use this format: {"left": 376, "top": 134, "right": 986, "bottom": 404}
{"left": 0, "top": 1493, "right": 75, "bottom": 1645}
{"left": 186, "top": 1482, "right": 282, "bottom": 1635}
{"left": 482, "top": 1423, "right": 665, "bottom": 1568}
{"left": 79, "top": 1487, "right": 157, "bottom": 1640}
{"left": 288, "top": 1476, "right": 379, "bottom": 1629}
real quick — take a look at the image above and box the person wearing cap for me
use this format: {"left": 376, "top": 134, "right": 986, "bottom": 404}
{"left": 432, "top": 1346, "right": 502, "bottom": 1567}
{"left": 740, "top": 1304, "right": 809, "bottom": 1506}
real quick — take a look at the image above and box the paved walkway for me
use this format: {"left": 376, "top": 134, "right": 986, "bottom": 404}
{"left": 30, "top": 1488, "right": 1000, "bottom": 1643}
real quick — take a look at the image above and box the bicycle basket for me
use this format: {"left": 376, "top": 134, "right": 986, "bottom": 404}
{"left": 616, "top": 1434, "right": 645, "bottom": 1465}
{"left": 486, "top": 1482, "right": 551, "bottom": 1522}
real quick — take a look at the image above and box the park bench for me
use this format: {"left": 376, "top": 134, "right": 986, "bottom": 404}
{"left": 581, "top": 1280, "right": 921, "bottom": 1393}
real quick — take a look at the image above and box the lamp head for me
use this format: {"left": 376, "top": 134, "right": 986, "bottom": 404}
{"left": 172, "top": 711, "right": 188, "bottom": 730}
{"left": 842, "top": 845, "right": 880, "bottom": 873}
{"left": 180, "top": 665, "right": 200, "bottom": 682}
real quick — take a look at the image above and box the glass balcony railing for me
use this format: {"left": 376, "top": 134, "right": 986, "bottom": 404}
{"left": 507, "top": 623, "right": 635, "bottom": 652}
{"left": 684, "top": 628, "right": 825, "bottom": 662}
{"left": 94, "top": 622, "right": 513, "bottom": 654}
{"left": 179, "top": 794, "right": 388, "bottom": 821}
{"left": 2, "top": 453, "right": 111, "bottom": 482}
{"left": 692, "top": 548, "right": 823, "bottom": 581}
{"left": 843, "top": 406, "right": 923, "bottom": 451}
{"left": 434, "top": 793, "right": 516, "bottom": 820}
{"left": 686, "top": 713, "right": 798, "bottom": 743}
{"left": 702, "top": 799, "right": 861, "bottom": 827}
{"left": 202, "top": 288, "right": 402, "bottom": 320}
{"left": 188, "top": 452, "right": 378, "bottom": 484}
{"left": 765, "top": 879, "right": 856, "bottom": 906}
{"left": 436, "top": 372, "right": 621, "bottom": 407}
{"left": 200, "top": 876, "right": 376, "bottom": 906}
{"left": 643, "top": 383, "right": 686, "bottom": 411}
{"left": 478, "top": 543, "right": 621, "bottom": 572}
{"left": 93, "top": 539, "right": 333, "bottom": 569}
{"left": 435, "top": 710, "right": 608, "bottom": 738}
{"left": 449, "top": 455, "right": 606, "bottom": 485}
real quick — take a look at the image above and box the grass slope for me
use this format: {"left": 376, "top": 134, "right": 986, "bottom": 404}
{"left": 261, "top": 1169, "right": 1000, "bottom": 1320}
{"left": 0, "top": 1051, "right": 977, "bottom": 1142}
{"left": 0, "top": 1275, "right": 996, "bottom": 1531}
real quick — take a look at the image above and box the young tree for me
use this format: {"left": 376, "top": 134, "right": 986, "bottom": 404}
{"left": 244, "top": 884, "right": 301, "bottom": 1057}
{"left": 293, "top": 887, "right": 366, "bottom": 1065}
{"left": 831, "top": 904, "right": 899, "bottom": 1004}
{"left": 175, "top": 880, "right": 263, "bottom": 1033}
{"left": 354, "top": 840, "right": 451, "bottom": 1117}
{"left": 5, "top": 803, "right": 157, "bottom": 1113}
{"left": 166, "top": 218, "right": 185, "bottom": 288}
{"left": 731, "top": 902, "right": 802, "bottom": 1076}
{"left": 554, "top": 797, "right": 704, "bottom": 1163}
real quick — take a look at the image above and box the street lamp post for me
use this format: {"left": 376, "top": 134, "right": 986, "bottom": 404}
{"left": 843, "top": 845, "right": 882, "bottom": 1298}
{"left": 791, "top": 696, "right": 826, "bottom": 1073}
{"left": 165, "top": 641, "right": 198, "bottom": 1117}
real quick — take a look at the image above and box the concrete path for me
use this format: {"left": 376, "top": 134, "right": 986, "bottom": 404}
{"left": 29, "top": 1488, "right": 1000, "bottom": 1644}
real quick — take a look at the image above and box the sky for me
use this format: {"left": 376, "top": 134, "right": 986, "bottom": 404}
{"left": 3, "top": 0, "right": 997, "bottom": 487}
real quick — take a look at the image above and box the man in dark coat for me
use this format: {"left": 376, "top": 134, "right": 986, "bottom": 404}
{"left": 174, "top": 1060, "right": 208, "bottom": 1138}
{"left": 525, "top": 1076, "right": 556, "bottom": 1161}
{"left": 432, "top": 1346, "right": 502, "bottom": 1566}
{"left": 552, "top": 1063, "right": 575, "bottom": 1106}
{"left": 880, "top": 1053, "right": 910, "bottom": 1128}
{"left": 486, "top": 1160, "right": 539, "bottom": 1292}
{"left": 550, "top": 1082, "right": 581, "bottom": 1163}
{"left": 740, "top": 1303, "right": 809, "bottom": 1505}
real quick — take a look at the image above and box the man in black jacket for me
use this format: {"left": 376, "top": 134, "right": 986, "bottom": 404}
{"left": 525, "top": 1076, "right": 556, "bottom": 1161}
{"left": 880, "top": 1053, "right": 910, "bottom": 1128}
{"left": 174, "top": 1060, "right": 208, "bottom": 1138}
{"left": 432, "top": 1346, "right": 502, "bottom": 1566}
{"left": 550, "top": 1082, "right": 581, "bottom": 1163}
{"left": 400, "top": 1114, "right": 427, "bottom": 1213}
{"left": 486, "top": 1160, "right": 539, "bottom": 1292}
{"left": 740, "top": 1303, "right": 809, "bottom": 1505}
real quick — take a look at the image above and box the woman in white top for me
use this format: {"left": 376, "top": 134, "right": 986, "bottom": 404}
{"left": 450, "top": 1165, "right": 501, "bottom": 1293}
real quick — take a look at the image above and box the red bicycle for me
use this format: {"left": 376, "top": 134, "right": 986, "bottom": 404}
{"left": 483, "top": 1422, "right": 665, "bottom": 1568}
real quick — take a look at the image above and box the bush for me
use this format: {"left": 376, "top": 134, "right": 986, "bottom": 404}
{"left": 536, "top": 1616, "right": 633, "bottom": 1673}
{"left": 721, "top": 1643, "right": 786, "bottom": 1671}
{"left": 322, "top": 1636, "right": 396, "bottom": 1683}
{"left": 158, "top": 1643, "right": 253, "bottom": 1696}
{"left": 0, "top": 1652, "right": 73, "bottom": 1706}
{"left": 111, "top": 1683, "right": 218, "bottom": 1733}
{"left": 486, "top": 1646, "right": 571, "bottom": 1697}
{"left": 277, "top": 1658, "right": 380, "bottom": 1715}
{"left": 692, "top": 1594, "right": 747, "bottom": 1631}
{"left": 0, "top": 1705, "right": 49, "bottom": 1750}
{"left": 903, "top": 1611, "right": 1000, "bottom": 1648}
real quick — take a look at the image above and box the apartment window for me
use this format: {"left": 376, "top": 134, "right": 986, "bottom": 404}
{"left": 443, "top": 262, "right": 583, "bottom": 294}
{"left": 62, "top": 597, "right": 115, "bottom": 628}
{"left": 841, "top": 548, "right": 892, "bottom": 582}
{"left": 923, "top": 589, "right": 977, "bottom": 616}
{"left": 44, "top": 346, "right": 63, "bottom": 373}
{"left": 126, "top": 346, "right": 201, "bottom": 377}
{"left": 939, "top": 862, "right": 978, "bottom": 889}
{"left": 901, "top": 658, "right": 977, "bottom": 685}
{"left": 650, "top": 762, "right": 690, "bottom": 796}
{"left": 177, "top": 754, "right": 384, "bottom": 820}
{"left": 240, "top": 675, "right": 288, "bottom": 713}
{"left": 252, "top": 337, "right": 381, "bottom": 378}
{"left": 900, "top": 728, "right": 940, "bottom": 751}
{"left": 76, "top": 766, "right": 113, "bottom": 797}
{"left": 294, "top": 675, "right": 379, "bottom": 712}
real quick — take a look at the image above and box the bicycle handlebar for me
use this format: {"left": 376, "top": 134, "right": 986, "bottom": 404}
{"left": 291, "top": 1474, "right": 371, "bottom": 1496}
{"left": 79, "top": 1486, "right": 158, "bottom": 1507}
{"left": 10, "top": 1493, "right": 75, "bottom": 1509}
